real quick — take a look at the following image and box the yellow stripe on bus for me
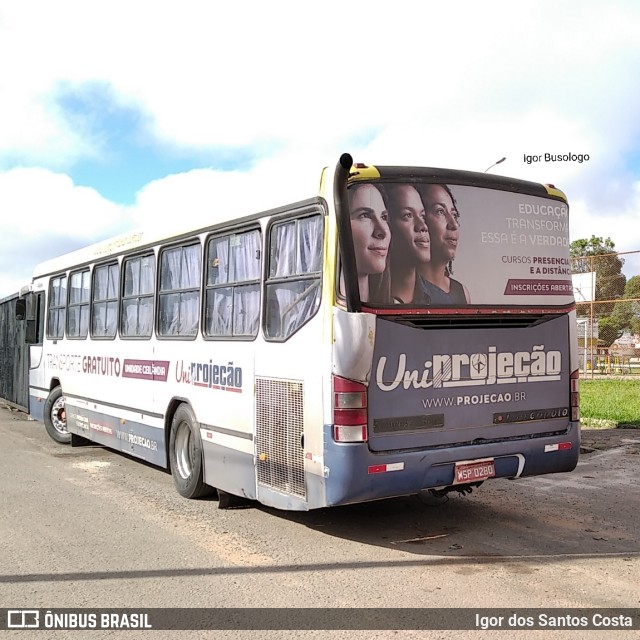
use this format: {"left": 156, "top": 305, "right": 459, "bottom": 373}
{"left": 347, "top": 164, "right": 381, "bottom": 182}
{"left": 544, "top": 184, "right": 568, "bottom": 202}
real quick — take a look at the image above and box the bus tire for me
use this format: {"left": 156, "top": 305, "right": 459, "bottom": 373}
{"left": 43, "top": 386, "right": 71, "bottom": 444}
{"left": 169, "top": 404, "right": 213, "bottom": 499}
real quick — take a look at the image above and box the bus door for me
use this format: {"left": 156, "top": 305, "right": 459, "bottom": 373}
{"left": 22, "top": 291, "right": 47, "bottom": 420}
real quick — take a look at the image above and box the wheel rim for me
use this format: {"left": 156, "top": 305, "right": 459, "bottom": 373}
{"left": 174, "top": 420, "right": 195, "bottom": 480}
{"left": 50, "top": 396, "right": 67, "bottom": 435}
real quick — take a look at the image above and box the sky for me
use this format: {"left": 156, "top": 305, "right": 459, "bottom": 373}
{"left": 1, "top": 0, "right": 640, "bottom": 299}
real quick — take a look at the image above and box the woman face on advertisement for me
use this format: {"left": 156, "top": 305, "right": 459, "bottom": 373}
{"left": 422, "top": 184, "right": 460, "bottom": 263}
{"left": 349, "top": 184, "right": 390, "bottom": 275}
{"left": 388, "top": 184, "right": 430, "bottom": 264}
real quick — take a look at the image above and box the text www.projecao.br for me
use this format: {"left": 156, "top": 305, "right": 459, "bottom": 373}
{"left": 422, "top": 391, "right": 526, "bottom": 409}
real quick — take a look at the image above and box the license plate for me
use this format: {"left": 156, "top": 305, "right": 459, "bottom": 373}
{"left": 454, "top": 459, "right": 495, "bottom": 484}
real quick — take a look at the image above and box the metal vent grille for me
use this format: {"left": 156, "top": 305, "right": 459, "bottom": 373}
{"left": 393, "top": 313, "right": 558, "bottom": 330}
{"left": 255, "top": 377, "right": 306, "bottom": 499}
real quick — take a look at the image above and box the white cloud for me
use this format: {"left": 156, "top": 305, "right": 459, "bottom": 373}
{"left": 129, "top": 150, "right": 334, "bottom": 233}
{"left": 570, "top": 182, "right": 640, "bottom": 278}
{"left": 0, "top": 168, "right": 128, "bottom": 294}
{"left": 2, "top": 1, "right": 638, "bottom": 154}
{"left": 0, "top": 168, "right": 127, "bottom": 237}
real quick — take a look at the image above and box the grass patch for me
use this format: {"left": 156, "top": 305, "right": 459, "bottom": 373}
{"left": 580, "top": 379, "right": 640, "bottom": 427}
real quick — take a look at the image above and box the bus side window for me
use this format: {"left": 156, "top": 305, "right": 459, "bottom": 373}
{"left": 158, "top": 243, "right": 201, "bottom": 338}
{"left": 122, "top": 253, "right": 155, "bottom": 338}
{"left": 47, "top": 274, "right": 67, "bottom": 340}
{"left": 67, "top": 269, "right": 90, "bottom": 339}
{"left": 265, "top": 214, "right": 323, "bottom": 341}
{"left": 92, "top": 262, "right": 119, "bottom": 339}
{"left": 204, "top": 229, "right": 261, "bottom": 339}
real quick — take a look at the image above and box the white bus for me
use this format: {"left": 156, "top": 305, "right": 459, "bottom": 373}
{"left": 16, "top": 154, "right": 580, "bottom": 510}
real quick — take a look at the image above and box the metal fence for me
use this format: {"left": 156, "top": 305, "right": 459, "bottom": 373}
{"left": 0, "top": 294, "right": 29, "bottom": 409}
{"left": 572, "top": 250, "right": 640, "bottom": 378}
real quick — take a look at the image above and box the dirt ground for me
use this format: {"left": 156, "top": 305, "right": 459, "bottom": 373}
{"left": 580, "top": 426, "right": 640, "bottom": 453}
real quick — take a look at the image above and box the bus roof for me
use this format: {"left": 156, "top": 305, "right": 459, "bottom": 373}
{"left": 348, "top": 164, "right": 567, "bottom": 202}
{"left": 30, "top": 196, "right": 324, "bottom": 280}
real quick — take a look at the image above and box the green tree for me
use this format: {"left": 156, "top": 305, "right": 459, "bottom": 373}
{"left": 610, "top": 275, "right": 640, "bottom": 337}
{"left": 597, "top": 316, "right": 624, "bottom": 348}
{"left": 570, "top": 236, "right": 626, "bottom": 316}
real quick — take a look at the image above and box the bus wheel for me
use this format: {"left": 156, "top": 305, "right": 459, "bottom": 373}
{"left": 43, "top": 387, "right": 71, "bottom": 444}
{"left": 169, "top": 404, "right": 213, "bottom": 499}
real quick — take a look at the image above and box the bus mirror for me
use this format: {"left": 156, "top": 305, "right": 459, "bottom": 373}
{"left": 19, "top": 293, "right": 41, "bottom": 344}
{"left": 15, "top": 298, "right": 26, "bottom": 320}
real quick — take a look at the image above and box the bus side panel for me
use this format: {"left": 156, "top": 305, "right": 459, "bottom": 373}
{"left": 170, "top": 339, "right": 258, "bottom": 499}
{"left": 200, "top": 433, "right": 257, "bottom": 501}
{"left": 29, "top": 391, "right": 46, "bottom": 422}
{"left": 65, "top": 402, "right": 166, "bottom": 466}
{"left": 28, "top": 344, "right": 47, "bottom": 422}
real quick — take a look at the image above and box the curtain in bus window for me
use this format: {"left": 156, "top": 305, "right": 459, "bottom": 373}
{"left": 232, "top": 230, "right": 261, "bottom": 281}
{"left": 68, "top": 271, "right": 90, "bottom": 338}
{"left": 122, "top": 255, "right": 155, "bottom": 337}
{"left": 124, "top": 259, "right": 139, "bottom": 297}
{"left": 104, "top": 304, "right": 116, "bottom": 336}
{"left": 159, "top": 245, "right": 200, "bottom": 336}
{"left": 105, "top": 265, "right": 118, "bottom": 335}
{"left": 267, "top": 280, "right": 320, "bottom": 339}
{"left": 205, "top": 230, "right": 261, "bottom": 337}
{"left": 93, "top": 264, "right": 118, "bottom": 337}
{"left": 161, "top": 248, "right": 181, "bottom": 291}
{"left": 122, "top": 300, "right": 136, "bottom": 336}
{"left": 268, "top": 222, "right": 295, "bottom": 338}
{"left": 206, "top": 288, "right": 232, "bottom": 335}
{"left": 180, "top": 246, "right": 200, "bottom": 335}
{"left": 122, "top": 260, "right": 140, "bottom": 336}
{"left": 140, "top": 255, "right": 155, "bottom": 293}
{"left": 232, "top": 230, "right": 261, "bottom": 333}
{"left": 122, "top": 298, "right": 152, "bottom": 337}
{"left": 137, "top": 256, "right": 155, "bottom": 336}
{"left": 138, "top": 299, "right": 153, "bottom": 336}
{"left": 208, "top": 237, "right": 230, "bottom": 285}
{"left": 93, "top": 304, "right": 105, "bottom": 336}
{"left": 266, "top": 216, "right": 323, "bottom": 339}
{"left": 50, "top": 310, "right": 64, "bottom": 338}
{"left": 181, "top": 245, "right": 201, "bottom": 289}
{"left": 80, "top": 272, "right": 90, "bottom": 337}
{"left": 48, "top": 276, "right": 67, "bottom": 339}
{"left": 159, "top": 293, "right": 179, "bottom": 335}
{"left": 93, "top": 267, "right": 109, "bottom": 327}
{"left": 270, "top": 222, "right": 296, "bottom": 278}
{"left": 233, "top": 284, "right": 260, "bottom": 335}
{"left": 180, "top": 291, "right": 199, "bottom": 336}
{"left": 298, "top": 216, "right": 323, "bottom": 273}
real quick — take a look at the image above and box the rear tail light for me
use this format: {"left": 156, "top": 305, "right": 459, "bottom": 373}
{"left": 570, "top": 369, "right": 580, "bottom": 421}
{"left": 333, "top": 375, "right": 368, "bottom": 442}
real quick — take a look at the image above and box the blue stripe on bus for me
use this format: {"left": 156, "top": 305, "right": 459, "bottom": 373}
{"left": 29, "top": 395, "right": 45, "bottom": 422}
{"left": 65, "top": 404, "right": 166, "bottom": 467}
